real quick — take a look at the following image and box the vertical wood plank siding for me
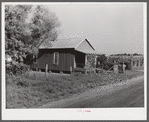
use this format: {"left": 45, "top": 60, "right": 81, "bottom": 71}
{"left": 38, "top": 49, "right": 74, "bottom": 72}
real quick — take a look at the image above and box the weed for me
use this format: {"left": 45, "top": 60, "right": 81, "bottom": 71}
{"left": 6, "top": 70, "right": 143, "bottom": 108}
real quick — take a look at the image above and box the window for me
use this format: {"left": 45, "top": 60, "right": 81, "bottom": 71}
{"left": 53, "top": 52, "right": 59, "bottom": 65}
{"left": 33, "top": 55, "right": 38, "bottom": 64}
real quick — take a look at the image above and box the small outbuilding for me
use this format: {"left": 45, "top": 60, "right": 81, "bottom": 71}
{"left": 36, "top": 38, "right": 104, "bottom": 73}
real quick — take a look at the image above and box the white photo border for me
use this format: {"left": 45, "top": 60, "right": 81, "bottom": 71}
{"left": 2, "top": 2, "right": 147, "bottom": 120}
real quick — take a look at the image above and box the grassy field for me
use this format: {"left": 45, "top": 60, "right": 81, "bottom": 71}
{"left": 6, "top": 70, "right": 144, "bottom": 108}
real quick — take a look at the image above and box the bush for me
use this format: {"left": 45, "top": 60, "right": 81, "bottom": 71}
{"left": 6, "top": 62, "right": 30, "bottom": 76}
{"left": 16, "top": 81, "right": 29, "bottom": 88}
{"left": 97, "top": 55, "right": 107, "bottom": 68}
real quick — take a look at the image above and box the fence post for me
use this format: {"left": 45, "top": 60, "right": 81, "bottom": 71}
{"left": 70, "top": 66, "right": 72, "bottom": 75}
{"left": 45, "top": 64, "right": 48, "bottom": 80}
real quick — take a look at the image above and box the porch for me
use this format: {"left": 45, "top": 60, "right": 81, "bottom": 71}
{"left": 73, "top": 50, "right": 103, "bottom": 74}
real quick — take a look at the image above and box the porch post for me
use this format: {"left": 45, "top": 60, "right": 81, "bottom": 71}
{"left": 85, "top": 54, "right": 87, "bottom": 65}
{"left": 85, "top": 54, "right": 87, "bottom": 74}
{"left": 94, "top": 55, "right": 97, "bottom": 73}
{"left": 74, "top": 55, "right": 76, "bottom": 68}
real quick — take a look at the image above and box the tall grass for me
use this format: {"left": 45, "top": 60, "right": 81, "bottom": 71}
{"left": 6, "top": 70, "right": 143, "bottom": 108}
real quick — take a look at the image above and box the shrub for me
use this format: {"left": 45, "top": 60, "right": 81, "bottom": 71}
{"left": 6, "top": 62, "right": 30, "bottom": 76}
{"left": 16, "top": 81, "right": 29, "bottom": 88}
{"left": 97, "top": 55, "right": 107, "bottom": 68}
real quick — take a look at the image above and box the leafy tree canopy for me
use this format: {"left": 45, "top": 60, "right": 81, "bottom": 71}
{"left": 5, "top": 5, "right": 61, "bottom": 64}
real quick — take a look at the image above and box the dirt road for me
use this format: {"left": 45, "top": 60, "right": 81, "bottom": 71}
{"left": 40, "top": 75, "right": 144, "bottom": 108}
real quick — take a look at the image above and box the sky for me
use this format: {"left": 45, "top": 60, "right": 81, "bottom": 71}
{"left": 45, "top": 3, "right": 144, "bottom": 55}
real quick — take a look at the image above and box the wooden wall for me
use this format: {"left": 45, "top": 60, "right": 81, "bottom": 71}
{"left": 75, "top": 39, "right": 94, "bottom": 51}
{"left": 37, "top": 49, "right": 74, "bottom": 72}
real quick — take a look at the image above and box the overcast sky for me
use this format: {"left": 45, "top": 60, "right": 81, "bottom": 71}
{"left": 46, "top": 3, "right": 144, "bottom": 55}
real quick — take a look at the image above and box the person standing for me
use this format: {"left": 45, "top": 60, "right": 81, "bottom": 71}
{"left": 123, "top": 62, "right": 126, "bottom": 74}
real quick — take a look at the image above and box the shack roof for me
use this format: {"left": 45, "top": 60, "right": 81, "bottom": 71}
{"left": 39, "top": 38, "right": 104, "bottom": 55}
{"left": 39, "top": 38, "right": 93, "bottom": 49}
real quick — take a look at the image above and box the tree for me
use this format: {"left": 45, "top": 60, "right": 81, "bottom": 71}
{"left": 123, "top": 53, "right": 127, "bottom": 56}
{"left": 97, "top": 55, "right": 107, "bottom": 68}
{"left": 5, "top": 5, "right": 60, "bottom": 74}
{"left": 133, "top": 53, "right": 138, "bottom": 56}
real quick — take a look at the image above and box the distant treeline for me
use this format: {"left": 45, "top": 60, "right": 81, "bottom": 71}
{"left": 110, "top": 53, "right": 143, "bottom": 56}
{"left": 97, "top": 53, "right": 144, "bottom": 71}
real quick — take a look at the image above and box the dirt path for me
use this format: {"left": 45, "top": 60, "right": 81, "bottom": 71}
{"left": 40, "top": 75, "right": 144, "bottom": 108}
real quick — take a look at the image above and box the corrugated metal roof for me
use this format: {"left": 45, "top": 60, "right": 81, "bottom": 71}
{"left": 39, "top": 37, "right": 104, "bottom": 55}
{"left": 39, "top": 38, "right": 83, "bottom": 49}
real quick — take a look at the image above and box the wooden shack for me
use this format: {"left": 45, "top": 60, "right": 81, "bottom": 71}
{"left": 36, "top": 38, "right": 103, "bottom": 73}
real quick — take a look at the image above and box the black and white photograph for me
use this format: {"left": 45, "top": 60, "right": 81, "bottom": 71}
{"left": 2, "top": 2, "right": 147, "bottom": 120}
